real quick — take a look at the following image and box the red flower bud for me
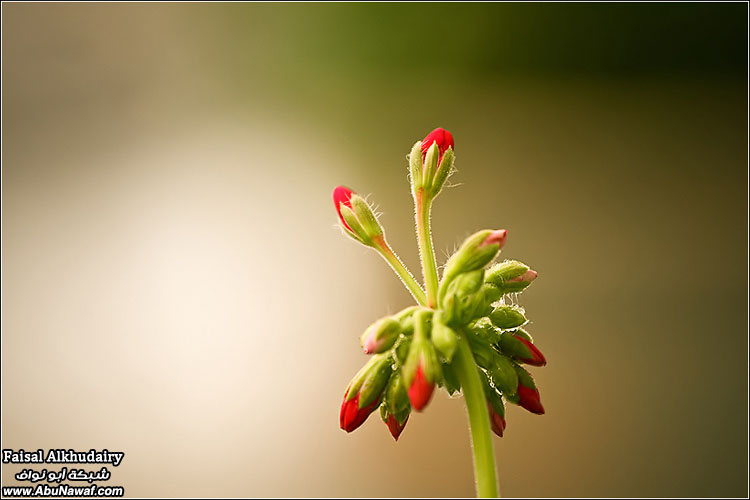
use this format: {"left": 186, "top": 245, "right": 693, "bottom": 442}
{"left": 514, "top": 334, "right": 546, "bottom": 367}
{"left": 421, "top": 127, "right": 454, "bottom": 162}
{"left": 332, "top": 186, "right": 355, "bottom": 232}
{"left": 385, "top": 414, "right": 409, "bottom": 441}
{"left": 487, "top": 402, "right": 507, "bottom": 438}
{"left": 340, "top": 389, "right": 381, "bottom": 433}
{"left": 407, "top": 364, "right": 435, "bottom": 411}
{"left": 517, "top": 381, "right": 545, "bottom": 415}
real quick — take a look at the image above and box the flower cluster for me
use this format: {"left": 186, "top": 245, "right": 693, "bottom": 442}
{"left": 333, "top": 128, "right": 545, "bottom": 442}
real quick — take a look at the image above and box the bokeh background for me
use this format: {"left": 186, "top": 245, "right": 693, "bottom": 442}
{"left": 2, "top": 2, "right": 747, "bottom": 497}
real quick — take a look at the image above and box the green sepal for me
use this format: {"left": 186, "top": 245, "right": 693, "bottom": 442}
{"left": 384, "top": 371, "right": 411, "bottom": 416}
{"left": 349, "top": 194, "right": 383, "bottom": 240}
{"left": 440, "top": 359, "right": 462, "bottom": 395}
{"left": 431, "top": 312, "right": 458, "bottom": 362}
{"left": 513, "top": 362, "right": 537, "bottom": 390}
{"left": 480, "top": 370, "right": 505, "bottom": 418}
{"left": 357, "top": 354, "right": 394, "bottom": 409}
{"left": 431, "top": 146, "right": 454, "bottom": 197}
{"left": 402, "top": 328, "right": 442, "bottom": 388}
{"left": 466, "top": 333, "right": 496, "bottom": 370}
{"left": 469, "top": 318, "right": 503, "bottom": 345}
{"left": 482, "top": 283, "right": 502, "bottom": 304}
{"left": 360, "top": 317, "right": 402, "bottom": 353}
{"left": 422, "top": 141, "right": 440, "bottom": 192}
{"left": 514, "top": 328, "right": 534, "bottom": 343}
{"left": 489, "top": 354, "right": 518, "bottom": 397}
{"left": 440, "top": 230, "right": 502, "bottom": 302}
{"left": 408, "top": 141, "right": 424, "bottom": 192}
{"left": 339, "top": 204, "right": 370, "bottom": 245}
{"left": 486, "top": 260, "right": 529, "bottom": 287}
{"left": 394, "top": 336, "right": 411, "bottom": 364}
{"left": 489, "top": 304, "right": 528, "bottom": 330}
{"left": 498, "top": 331, "right": 534, "bottom": 360}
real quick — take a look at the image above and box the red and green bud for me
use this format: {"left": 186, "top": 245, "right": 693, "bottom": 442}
{"left": 402, "top": 310, "right": 441, "bottom": 411}
{"left": 360, "top": 317, "right": 402, "bottom": 354}
{"left": 332, "top": 186, "right": 384, "bottom": 246}
{"left": 506, "top": 364, "right": 545, "bottom": 415}
{"left": 380, "top": 372, "right": 411, "bottom": 441}
{"left": 479, "top": 367, "right": 506, "bottom": 437}
{"left": 486, "top": 260, "right": 538, "bottom": 295}
{"left": 340, "top": 354, "right": 393, "bottom": 432}
{"left": 410, "top": 128, "right": 455, "bottom": 196}
{"left": 440, "top": 230, "right": 507, "bottom": 304}
{"left": 489, "top": 304, "right": 528, "bottom": 330}
{"left": 381, "top": 406, "right": 410, "bottom": 441}
{"left": 431, "top": 312, "right": 458, "bottom": 362}
{"left": 498, "top": 331, "right": 546, "bottom": 366}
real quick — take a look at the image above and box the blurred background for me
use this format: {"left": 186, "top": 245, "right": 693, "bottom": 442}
{"left": 2, "top": 2, "right": 747, "bottom": 497}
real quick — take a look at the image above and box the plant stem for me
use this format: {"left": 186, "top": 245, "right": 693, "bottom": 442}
{"left": 454, "top": 335, "right": 499, "bottom": 498}
{"left": 415, "top": 191, "right": 440, "bottom": 308}
{"left": 374, "top": 237, "right": 428, "bottom": 307}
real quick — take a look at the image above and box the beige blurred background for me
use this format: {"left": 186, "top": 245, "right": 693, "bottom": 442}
{"left": 1, "top": 2, "right": 747, "bottom": 498}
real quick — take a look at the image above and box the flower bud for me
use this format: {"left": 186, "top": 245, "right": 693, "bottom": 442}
{"left": 340, "top": 355, "right": 393, "bottom": 432}
{"left": 431, "top": 312, "right": 458, "bottom": 362}
{"left": 360, "top": 317, "right": 402, "bottom": 354}
{"left": 421, "top": 127, "right": 454, "bottom": 163}
{"left": 479, "top": 366, "right": 506, "bottom": 437}
{"left": 488, "top": 353, "right": 519, "bottom": 397}
{"left": 381, "top": 405, "right": 410, "bottom": 441}
{"left": 441, "top": 270, "right": 487, "bottom": 327}
{"left": 380, "top": 372, "right": 411, "bottom": 441}
{"left": 440, "top": 230, "right": 507, "bottom": 303}
{"left": 402, "top": 310, "right": 441, "bottom": 411}
{"left": 487, "top": 401, "right": 507, "bottom": 438}
{"left": 332, "top": 186, "right": 384, "bottom": 246}
{"left": 489, "top": 304, "right": 528, "bottom": 330}
{"left": 486, "top": 260, "right": 538, "bottom": 295}
{"left": 498, "top": 331, "right": 546, "bottom": 366}
{"left": 507, "top": 364, "right": 545, "bottom": 415}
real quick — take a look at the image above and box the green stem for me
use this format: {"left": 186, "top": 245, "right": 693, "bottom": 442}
{"left": 415, "top": 191, "right": 440, "bottom": 308}
{"left": 374, "top": 237, "right": 428, "bottom": 307}
{"left": 454, "top": 335, "right": 499, "bottom": 498}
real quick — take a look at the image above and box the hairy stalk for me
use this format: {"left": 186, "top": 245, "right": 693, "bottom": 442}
{"left": 454, "top": 335, "right": 499, "bottom": 498}
{"left": 374, "top": 237, "right": 428, "bottom": 307}
{"left": 415, "top": 191, "right": 440, "bottom": 308}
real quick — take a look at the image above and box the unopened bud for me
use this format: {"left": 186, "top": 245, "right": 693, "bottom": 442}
{"left": 489, "top": 304, "right": 528, "bottom": 330}
{"left": 332, "top": 186, "right": 384, "bottom": 246}
{"left": 486, "top": 260, "right": 538, "bottom": 295}
{"left": 481, "top": 371, "right": 507, "bottom": 438}
{"left": 507, "top": 364, "right": 545, "bottom": 415}
{"left": 380, "top": 372, "right": 411, "bottom": 441}
{"left": 360, "top": 317, "right": 401, "bottom": 354}
{"left": 402, "top": 310, "right": 441, "bottom": 411}
{"left": 498, "top": 331, "right": 546, "bottom": 366}
{"left": 440, "top": 230, "right": 508, "bottom": 302}
{"left": 340, "top": 355, "right": 393, "bottom": 433}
